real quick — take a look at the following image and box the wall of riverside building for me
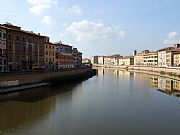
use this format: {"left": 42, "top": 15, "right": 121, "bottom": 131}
{"left": 0, "top": 67, "right": 91, "bottom": 87}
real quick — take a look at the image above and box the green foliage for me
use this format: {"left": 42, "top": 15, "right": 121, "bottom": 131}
{"left": 167, "top": 72, "right": 173, "bottom": 76}
{"left": 159, "top": 71, "right": 180, "bottom": 78}
{"left": 160, "top": 71, "right": 166, "bottom": 75}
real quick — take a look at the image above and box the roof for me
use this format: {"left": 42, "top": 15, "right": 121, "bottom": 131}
{"left": 54, "top": 42, "right": 73, "bottom": 47}
{"left": 123, "top": 56, "right": 134, "bottom": 59}
{"left": 0, "top": 24, "right": 47, "bottom": 38}
{"left": 45, "top": 42, "right": 57, "bottom": 45}
{"left": 157, "top": 47, "right": 174, "bottom": 52}
{"left": 166, "top": 48, "right": 180, "bottom": 53}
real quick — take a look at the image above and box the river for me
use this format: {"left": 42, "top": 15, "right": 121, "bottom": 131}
{"left": 0, "top": 68, "right": 180, "bottom": 135}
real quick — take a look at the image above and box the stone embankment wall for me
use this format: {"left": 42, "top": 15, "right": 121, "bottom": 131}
{"left": 128, "top": 66, "right": 180, "bottom": 74}
{"left": 93, "top": 64, "right": 180, "bottom": 80}
{"left": 0, "top": 67, "right": 91, "bottom": 87}
{"left": 93, "top": 64, "right": 180, "bottom": 74}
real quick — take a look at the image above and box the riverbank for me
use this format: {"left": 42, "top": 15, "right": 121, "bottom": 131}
{"left": 93, "top": 64, "right": 180, "bottom": 81}
{"left": 0, "top": 67, "right": 96, "bottom": 93}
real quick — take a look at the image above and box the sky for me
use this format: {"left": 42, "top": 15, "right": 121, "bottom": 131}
{"left": 0, "top": 0, "right": 180, "bottom": 58}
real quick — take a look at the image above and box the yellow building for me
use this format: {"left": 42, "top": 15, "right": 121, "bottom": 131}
{"left": 173, "top": 80, "right": 180, "bottom": 91}
{"left": 174, "top": 53, "right": 180, "bottom": 67}
{"left": 44, "top": 42, "right": 56, "bottom": 70}
{"left": 134, "top": 50, "right": 149, "bottom": 66}
{"left": 143, "top": 52, "right": 158, "bottom": 66}
{"left": 119, "top": 56, "right": 134, "bottom": 66}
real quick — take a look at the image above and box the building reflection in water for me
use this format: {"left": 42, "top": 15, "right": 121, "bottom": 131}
{"left": 97, "top": 68, "right": 133, "bottom": 78}
{"left": 147, "top": 75, "right": 180, "bottom": 97}
{"left": 0, "top": 82, "right": 82, "bottom": 134}
{"left": 97, "top": 67, "right": 180, "bottom": 97}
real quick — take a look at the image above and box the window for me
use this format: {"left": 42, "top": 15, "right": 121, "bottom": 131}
{"left": 3, "top": 49, "right": 6, "bottom": 55}
{"left": 8, "top": 55, "right": 13, "bottom": 62}
{"left": 22, "top": 46, "right": 26, "bottom": 52}
{"left": 29, "top": 56, "right": 32, "bottom": 62}
{"left": 16, "top": 44, "right": 20, "bottom": 52}
{"left": 0, "top": 30, "right": 2, "bottom": 38}
{"left": 16, "top": 55, "right": 20, "bottom": 61}
{"left": 8, "top": 34, "right": 12, "bottom": 40}
{"left": 28, "top": 45, "right": 32, "bottom": 52}
{"left": 22, "top": 37, "right": 25, "bottom": 41}
{"left": 22, "top": 56, "right": 26, "bottom": 61}
{"left": 4, "top": 59, "right": 6, "bottom": 65}
{"left": 8, "top": 42, "right": 12, "bottom": 50}
{"left": 3, "top": 33, "right": 6, "bottom": 39}
{"left": 39, "top": 46, "right": 43, "bottom": 54}
{"left": 16, "top": 35, "right": 19, "bottom": 41}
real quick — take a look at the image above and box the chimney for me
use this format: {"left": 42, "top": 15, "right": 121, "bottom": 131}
{"left": 133, "top": 50, "right": 137, "bottom": 56}
{"left": 174, "top": 44, "right": 180, "bottom": 48}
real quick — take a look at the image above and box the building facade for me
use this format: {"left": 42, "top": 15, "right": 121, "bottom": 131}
{"left": 97, "top": 56, "right": 105, "bottom": 65}
{"left": 134, "top": 50, "right": 149, "bottom": 66}
{"left": 44, "top": 40, "right": 56, "bottom": 70}
{"left": 0, "top": 23, "right": 46, "bottom": 71}
{"left": 56, "top": 42, "right": 72, "bottom": 54}
{"left": 158, "top": 51, "right": 167, "bottom": 67}
{"left": 56, "top": 53, "right": 74, "bottom": 69}
{"left": 174, "top": 53, "right": 180, "bottom": 67}
{"left": 157, "top": 45, "right": 180, "bottom": 67}
{"left": 91, "top": 56, "right": 98, "bottom": 64}
{"left": 0, "top": 27, "right": 7, "bottom": 72}
{"left": 119, "top": 56, "right": 134, "bottom": 66}
{"left": 55, "top": 43, "right": 75, "bottom": 69}
{"left": 72, "top": 48, "right": 82, "bottom": 67}
{"left": 143, "top": 52, "right": 158, "bottom": 66}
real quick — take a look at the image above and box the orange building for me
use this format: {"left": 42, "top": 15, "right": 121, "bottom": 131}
{"left": 56, "top": 53, "right": 75, "bottom": 69}
{"left": 0, "top": 23, "right": 47, "bottom": 71}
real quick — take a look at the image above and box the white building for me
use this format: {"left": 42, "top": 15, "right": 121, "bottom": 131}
{"left": 98, "top": 56, "right": 104, "bottom": 65}
{"left": 157, "top": 45, "right": 180, "bottom": 67}
{"left": 91, "top": 56, "right": 98, "bottom": 64}
{"left": 158, "top": 51, "right": 167, "bottom": 67}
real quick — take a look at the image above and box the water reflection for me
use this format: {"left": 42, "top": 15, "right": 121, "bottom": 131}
{"left": 146, "top": 75, "right": 180, "bottom": 97}
{"left": 1, "top": 69, "right": 180, "bottom": 135}
{"left": 0, "top": 83, "right": 80, "bottom": 103}
{"left": 0, "top": 82, "right": 83, "bottom": 135}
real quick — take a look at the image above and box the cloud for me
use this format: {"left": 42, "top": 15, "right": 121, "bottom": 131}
{"left": 65, "top": 20, "right": 125, "bottom": 42}
{"left": 163, "top": 32, "right": 180, "bottom": 45}
{"left": 27, "top": 0, "right": 58, "bottom": 15}
{"left": 68, "top": 5, "right": 82, "bottom": 14}
{"left": 42, "top": 16, "right": 56, "bottom": 26}
{"left": 168, "top": 32, "right": 178, "bottom": 38}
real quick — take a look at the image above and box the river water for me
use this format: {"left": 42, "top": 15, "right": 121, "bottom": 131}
{"left": 0, "top": 68, "right": 180, "bottom": 135}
